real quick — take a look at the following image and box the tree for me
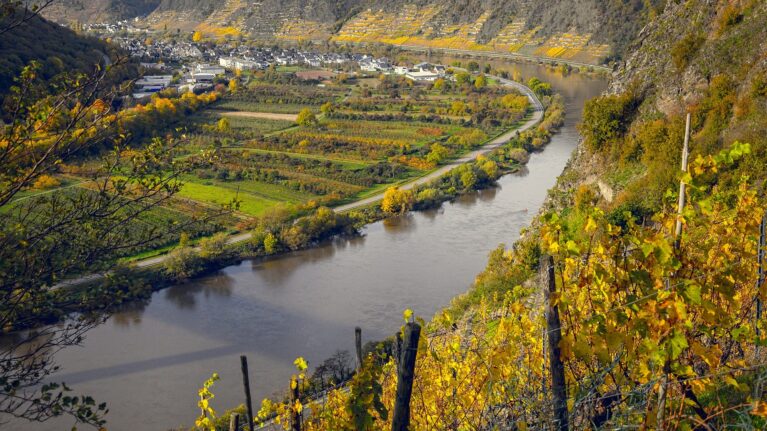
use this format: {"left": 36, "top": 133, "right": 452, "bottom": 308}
{"left": 0, "top": 60, "right": 227, "bottom": 426}
{"left": 263, "top": 232, "right": 278, "bottom": 254}
{"left": 381, "top": 187, "right": 414, "bottom": 214}
{"left": 426, "top": 143, "right": 449, "bottom": 165}
{"left": 454, "top": 72, "right": 472, "bottom": 86}
{"left": 228, "top": 78, "right": 239, "bottom": 93}
{"left": 320, "top": 101, "right": 334, "bottom": 115}
{"left": 192, "top": 30, "right": 203, "bottom": 42}
{"left": 467, "top": 61, "right": 480, "bottom": 72}
{"left": 474, "top": 74, "right": 487, "bottom": 90}
{"left": 217, "top": 117, "right": 230, "bottom": 132}
{"left": 460, "top": 170, "right": 477, "bottom": 189}
{"left": 450, "top": 100, "right": 467, "bottom": 116}
{"left": 296, "top": 108, "right": 318, "bottom": 127}
{"left": 432, "top": 78, "right": 446, "bottom": 91}
{"left": 579, "top": 91, "right": 640, "bottom": 153}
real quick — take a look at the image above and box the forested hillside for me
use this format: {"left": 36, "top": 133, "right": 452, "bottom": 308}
{"left": 0, "top": 9, "right": 113, "bottom": 102}
{"left": 42, "top": 0, "right": 161, "bottom": 23}
{"left": 241, "top": 1, "right": 767, "bottom": 429}
{"left": 44, "top": 0, "right": 665, "bottom": 64}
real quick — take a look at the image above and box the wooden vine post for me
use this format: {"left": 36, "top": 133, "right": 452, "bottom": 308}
{"left": 291, "top": 376, "right": 301, "bottom": 431}
{"left": 659, "top": 112, "right": 692, "bottom": 430}
{"left": 544, "top": 255, "right": 568, "bottom": 431}
{"left": 757, "top": 213, "right": 766, "bottom": 337}
{"left": 355, "top": 326, "right": 363, "bottom": 371}
{"left": 229, "top": 413, "right": 240, "bottom": 431}
{"left": 392, "top": 322, "right": 421, "bottom": 431}
{"left": 240, "top": 355, "right": 255, "bottom": 431}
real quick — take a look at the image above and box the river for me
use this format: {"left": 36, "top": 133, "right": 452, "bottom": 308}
{"left": 6, "top": 64, "right": 606, "bottom": 431}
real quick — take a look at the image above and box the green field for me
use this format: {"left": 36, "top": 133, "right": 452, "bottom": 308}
{"left": 176, "top": 181, "right": 280, "bottom": 216}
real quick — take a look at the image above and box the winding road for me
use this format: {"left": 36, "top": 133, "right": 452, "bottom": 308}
{"left": 52, "top": 76, "right": 544, "bottom": 287}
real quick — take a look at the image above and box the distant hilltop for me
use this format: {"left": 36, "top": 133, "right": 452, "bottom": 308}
{"left": 43, "top": 0, "right": 666, "bottom": 65}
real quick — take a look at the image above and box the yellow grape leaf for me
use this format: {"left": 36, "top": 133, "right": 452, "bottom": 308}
{"left": 403, "top": 308, "right": 413, "bottom": 322}
{"left": 294, "top": 357, "right": 308, "bottom": 372}
{"left": 585, "top": 217, "right": 597, "bottom": 233}
{"left": 753, "top": 400, "right": 767, "bottom": 417}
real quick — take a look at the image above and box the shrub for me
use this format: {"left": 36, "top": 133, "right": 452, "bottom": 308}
{"left": 296, "top": 108, "right": 318, "bottom": 127}
{"left": 579, "top": 91, "right": 640, "bottom": 153}
{"left": 381, "top": 187, "right": 414, "bottom": 214}
{"left": 671, "top": 33, "right": 705, "bottom": 71}
{"left": 31, "top": 174, "right": 60, "bottom": 190}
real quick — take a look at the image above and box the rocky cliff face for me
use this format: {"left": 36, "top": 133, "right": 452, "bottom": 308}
{"left": 44, "top": 0, "right": 161, "bottom": 23}
{"left": 553, "top": 0, "right": 767, "bottom": 215}
{"left": 43, "top": 0, "right": 665, "bottom": 64}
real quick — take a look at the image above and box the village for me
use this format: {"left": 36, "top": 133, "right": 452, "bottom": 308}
{"left": 126, "top": 38, "right": 449, "bottom": 99}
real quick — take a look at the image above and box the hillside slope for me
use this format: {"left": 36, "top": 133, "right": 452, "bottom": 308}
{"left": 0, "top": 10, "right": 113, "bottom": 101}
{"left": 564, "top": 0, "right": 767, "bottom": 217}
{"left": 43, "top": 0, "right": 666, "bottom": 64}
{"left": 43, "top": 0, "right": 161, "bottom": 23}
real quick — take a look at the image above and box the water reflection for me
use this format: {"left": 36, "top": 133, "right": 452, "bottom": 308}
{"left": 382, "top": 214, "right": 417, "bottom": 233}
{"left": 111, "top": 303, "right": 147, "bottom": 327}
{"left": 512, "top": 165, "right": 530, "bottom": 177}
{"left": 163, "top": 272, "right": 235, "bottom": 309}
{"left": 419, "top": 207, "right": 443, "bottom": 221}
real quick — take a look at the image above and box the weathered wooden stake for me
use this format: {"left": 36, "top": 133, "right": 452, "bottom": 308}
{"left": 392, "top": 322, "right": 421, "bottom": 431}
{"left": 674, "top": 113, "right": 692, "bottom": 248}
{"left": 291, "top": 377, "right": 301, "bottom": 431}
{"left": 240, "top": 355, "right": 255, "bottom": 431}
{"left": 355, "top": 326, "right": 363, "bottom": 371}
{"left": 544, "top": 255, "right": 568, "bottom": 431}
{"left": 659, "top": 113, "right": 692, "bottom": 429}
{"left": 394, "top": 330, "right": 403, "bottom": 369}
{"left": 229, "top": 412, "right": 240, "bottom": 431}
{"left": 757, "top": 214, "right": 766, "bottom": 337}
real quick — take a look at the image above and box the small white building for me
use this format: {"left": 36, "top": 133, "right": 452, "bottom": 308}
{"left": 405, "top": 70, "right": 440, "bottom": 82}
{"left": 219, "top": 57, "right": 237, "bottom": 68}
{"left": 194, "top": 64, "right": 225, "bottom": 76}
{"left": 133, "top": 75, "right": 173, "bottom": 98}
{"left": 188, "top": 72, "right": 216, "bottom": 84}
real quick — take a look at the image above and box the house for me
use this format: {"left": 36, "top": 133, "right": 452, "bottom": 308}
{"left": 194, "top": 64, "right": 225, "bottom": 76}
{"left": 405, "top": 69, "right": 440, "bottom": 82}
{"left": 188, "top": 72, "right": 216, "bottom": 84}
{"left": 132, "top": 75, "right": 173, "bottom": 98}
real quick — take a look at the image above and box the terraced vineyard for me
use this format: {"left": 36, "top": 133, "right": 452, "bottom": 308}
{"left": 172, "top": 71, "right": 531, "bottom": 220}
{"left": 13, "top": 68, "right": 532, "bottom": 260}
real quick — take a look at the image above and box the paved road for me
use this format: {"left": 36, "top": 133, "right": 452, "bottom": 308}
{"left": 334, "top": 75, "right": 543, "bottom": 212}
{"left": 355, "top": 42, "right": 612, "bottom": 72}
{"left": 52, "top": 77, "right": 544, "bottom": 288}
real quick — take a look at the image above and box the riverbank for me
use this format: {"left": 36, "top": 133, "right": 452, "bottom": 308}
{"left": 48, "top": 77, "right": 544, "bottom": 287}
{"left": 21, "top": 87, "right": 563, "bottom": 331}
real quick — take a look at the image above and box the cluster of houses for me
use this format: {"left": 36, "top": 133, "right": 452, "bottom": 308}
{"left": 360, "top": 60, "right": 446, "bottom": 81}
{"left": 120, "top": 33, "right": 452, "bottom": 100}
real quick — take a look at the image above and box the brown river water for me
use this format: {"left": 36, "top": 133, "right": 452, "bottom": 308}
{"left": 4, "top": 64, "right": 606, "bottom": 431}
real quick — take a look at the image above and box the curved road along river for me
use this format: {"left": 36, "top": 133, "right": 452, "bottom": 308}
{"left": 4, "top": 65, "right": 606, "bottom": 431}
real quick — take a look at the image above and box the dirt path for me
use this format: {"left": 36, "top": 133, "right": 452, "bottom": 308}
{"left": 217, "top": 111, "right": 298, "bottom": 121}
